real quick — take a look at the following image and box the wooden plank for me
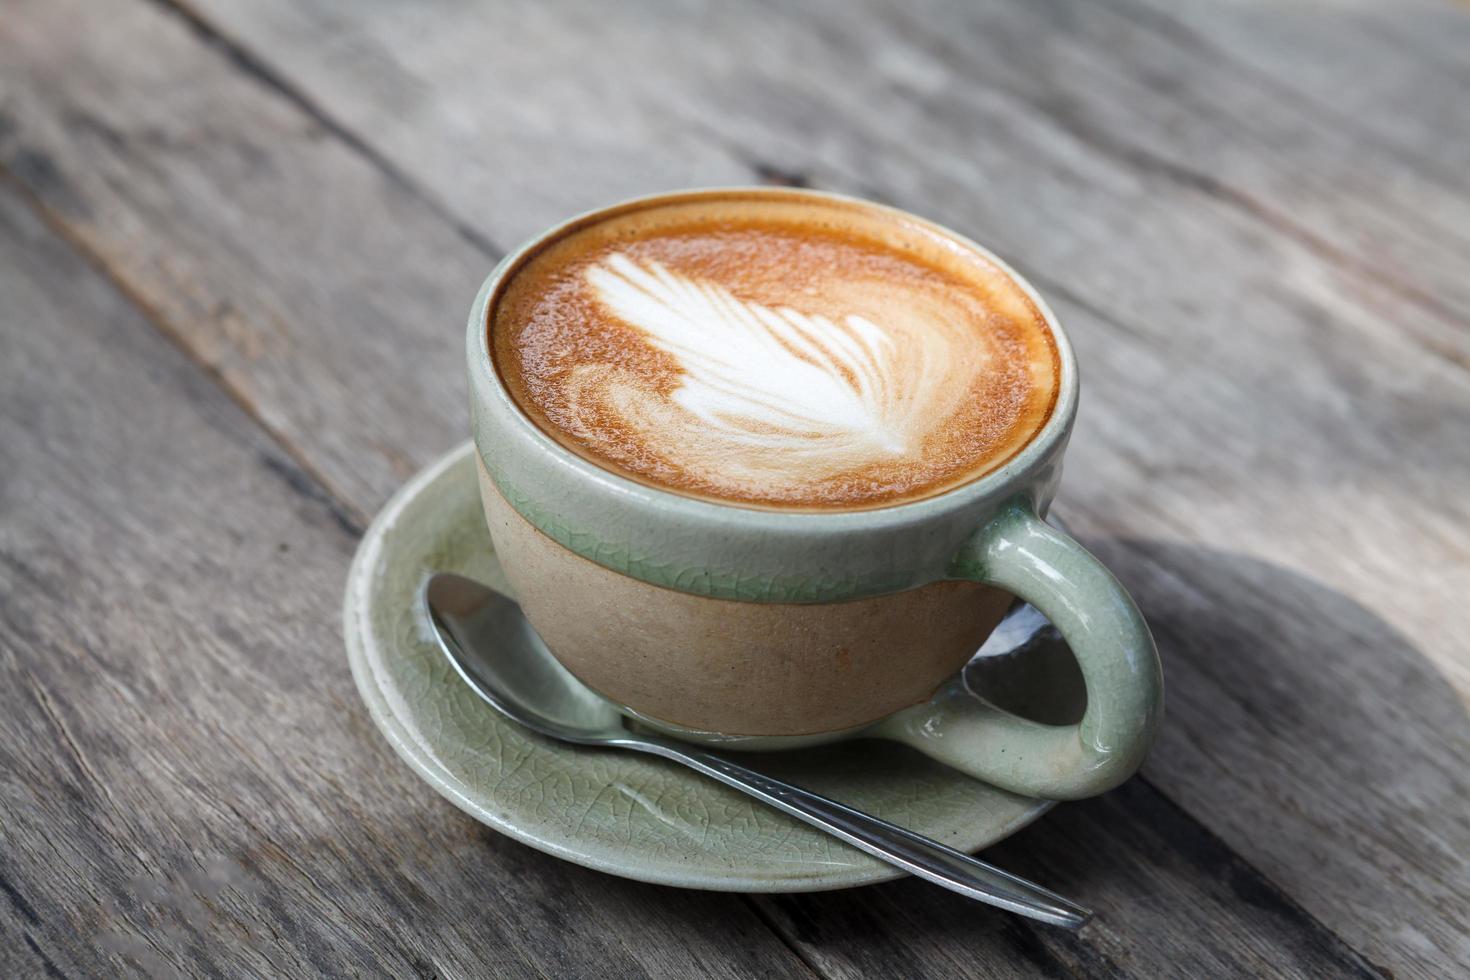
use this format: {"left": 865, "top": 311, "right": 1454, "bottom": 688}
{"left": 2, "top": 0, "right": 1467, "bottom": 976}
{"left": 0, "top": 186, "right": 810, "bottom": 978}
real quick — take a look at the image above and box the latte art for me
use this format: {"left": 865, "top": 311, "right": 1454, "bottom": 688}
{"left": 491, "top": 192, "right": 1059, "bottom": 510}
{"left": 573, "top": 253, "right": 978, "bottom": 490}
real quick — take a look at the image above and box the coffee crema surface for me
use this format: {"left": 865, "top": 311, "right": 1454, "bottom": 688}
{"left": 490, "top": 193, "right": 1060, "bottom": 510}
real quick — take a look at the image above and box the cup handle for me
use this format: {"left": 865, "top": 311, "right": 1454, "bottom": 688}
{"left": 872, "top": 499, "right": 1163, "bottom": 800}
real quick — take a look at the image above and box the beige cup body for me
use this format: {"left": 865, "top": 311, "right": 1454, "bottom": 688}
{"left": 479, "top": 460, "right": 1013, "bottom": 737}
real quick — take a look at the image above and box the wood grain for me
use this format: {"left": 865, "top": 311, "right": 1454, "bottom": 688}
{"left": 1, "top": 0, "right": 1467, "bottom": 975}
{"left": 0, "top": 185, "right": 808, "bottom": 978}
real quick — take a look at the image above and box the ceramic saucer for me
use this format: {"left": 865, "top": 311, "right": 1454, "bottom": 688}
{"left": 344, "top": 442, "right": 1080, "bottom": 891}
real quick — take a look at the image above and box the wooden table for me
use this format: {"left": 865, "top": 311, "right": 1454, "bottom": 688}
{"left": 2, "top": 1, "right": 1467, "bottom": 976}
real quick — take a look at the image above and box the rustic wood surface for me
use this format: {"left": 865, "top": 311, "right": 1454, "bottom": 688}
{"left": 1, "top": 0, "right": 1466, "bottom": 977}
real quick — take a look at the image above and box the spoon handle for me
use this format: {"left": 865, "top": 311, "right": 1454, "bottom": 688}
{"left": 635, "top": 741, "right": 1091, "bottom": 929}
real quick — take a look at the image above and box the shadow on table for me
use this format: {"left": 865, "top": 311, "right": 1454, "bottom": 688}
{"left": 753, "top": 538, "right": 1467, "bottom": 970}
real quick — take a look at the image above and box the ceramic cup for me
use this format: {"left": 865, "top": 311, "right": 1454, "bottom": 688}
{"left": 467, "top": 188, "right": 1162, "bottom": 801}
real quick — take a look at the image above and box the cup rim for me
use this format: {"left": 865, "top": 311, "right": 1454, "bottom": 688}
{"left": 469, "top": 185, "right": 1078, "bottom": 532}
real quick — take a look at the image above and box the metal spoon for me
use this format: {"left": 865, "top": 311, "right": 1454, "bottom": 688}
{"left": 423, "top": 572, "right": 1091, "bottom": 929}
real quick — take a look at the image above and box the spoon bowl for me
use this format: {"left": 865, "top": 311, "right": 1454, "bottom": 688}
{"left": 427, "top": 573, "right": 625, "bottom": 743}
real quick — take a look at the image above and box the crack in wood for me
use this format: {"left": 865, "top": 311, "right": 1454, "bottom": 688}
{"left": 25, "top": 677, "right": 126, "bottom": 819}
{"left": 22, "top": 933, "right": 70, "bottom": 980}
{"left": 752, "top": 163, "right": 814, "bottom": 188}
{"left": 0, "top": 871, "right": 41, "bottom": 926}
{"left": 739, "top": 895, "right": 827, "bottom": 979}
{"left": 256, "top": 451, "right": 367, "bottom": 538}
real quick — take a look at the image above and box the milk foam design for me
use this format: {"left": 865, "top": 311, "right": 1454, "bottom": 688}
{"left": 578, "top": 253, "right": 978, "bottom": 489}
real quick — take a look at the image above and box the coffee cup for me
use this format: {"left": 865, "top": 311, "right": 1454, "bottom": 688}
{"left": 466, "top": 187, "right": 1162, "bottom": 800}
